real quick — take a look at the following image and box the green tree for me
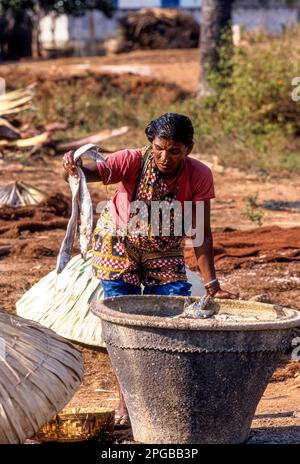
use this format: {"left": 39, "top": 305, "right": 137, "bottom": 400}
{"left": 0, "top": 1, "right": 114, "bottom": 17}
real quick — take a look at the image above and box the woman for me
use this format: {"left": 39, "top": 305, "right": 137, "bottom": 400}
{"left": 63, "top": 113, "right": 226, "bottom": 427}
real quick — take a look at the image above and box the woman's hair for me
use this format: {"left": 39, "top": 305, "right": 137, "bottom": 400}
{"left": 145, "top": 113, "right": 194, "bottom": 148}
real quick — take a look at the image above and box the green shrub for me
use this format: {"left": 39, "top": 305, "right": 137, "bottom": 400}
{"left": 171, "top": 26, "right": 300, "bottom": 173}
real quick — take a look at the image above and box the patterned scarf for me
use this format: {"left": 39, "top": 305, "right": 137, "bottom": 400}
{"left": 127, "top": 146, "right": 183, "bottom": 250}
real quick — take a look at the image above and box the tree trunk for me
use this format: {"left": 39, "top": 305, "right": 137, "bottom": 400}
{"left": 6, "top": 11, "right": 32, "bottom": 60}
{"left": 32, "top": 5, "right": 43, "bottom": 58}
{"left": 198, "top": 0, "right": 233, "bottom": 97}
{"left": 88, "top": 10, "right": 97, "bottom": 56}
{"left": 51, "top": 12, "right": 57, "bottom": 48}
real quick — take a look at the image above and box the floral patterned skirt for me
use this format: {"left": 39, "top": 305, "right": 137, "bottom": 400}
{"left": 92, "top": 207, "right": 187, "bottom": 287}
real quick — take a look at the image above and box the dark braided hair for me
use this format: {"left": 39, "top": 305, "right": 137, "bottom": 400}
{"left": 145, "top": 113, "right": 194, "bottom": 148}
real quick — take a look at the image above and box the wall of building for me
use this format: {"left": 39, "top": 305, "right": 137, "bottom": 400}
{"left": 67, "top": 12, "right": 118, "bottom": 41}
{"left": 189, "top": 5, "right": 299, "bottom": 35}
{"left": 232, "top": 7, "right": 298, "bottom": 34}
{"left": 40, "top": 14, "right": 69, "bottom": 45}
{"left": 119, "top": 0, "right": 161, "bottom": 7}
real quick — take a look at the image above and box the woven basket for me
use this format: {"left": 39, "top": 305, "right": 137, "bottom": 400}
{"left": 36, "top": 407, "right": 115, "bottom": 442}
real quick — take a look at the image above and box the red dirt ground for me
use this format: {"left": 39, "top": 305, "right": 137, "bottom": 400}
{"left": 0, "top": 158, "right": 299, "bottom": 444}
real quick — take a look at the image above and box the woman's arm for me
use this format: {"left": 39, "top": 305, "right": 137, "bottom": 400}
{"left": 192, "top": 201, "right": 239, "bottom": 298}
{"left": 81, "top": 162, "right": 102, "bottom": 182}
{"left": 192, "top": 200, "right": 220, "bottom": 296}
{"left": 62, "top": 148, "right": 141, "bottom": 184}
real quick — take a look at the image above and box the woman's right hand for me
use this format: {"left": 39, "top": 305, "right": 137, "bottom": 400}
{"left": 62, "top": 150, "right": 82, "bottom": 181}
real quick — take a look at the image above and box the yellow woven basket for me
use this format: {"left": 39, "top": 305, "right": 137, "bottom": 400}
{"left": 36, "top": 407, "right": 115, "bottom": 442}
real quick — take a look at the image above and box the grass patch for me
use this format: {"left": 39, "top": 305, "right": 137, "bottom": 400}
{"left": 19, "top": 73, "right": 185, "bottom": 146}
{"left": 244, "top": 193, "right": 264, "bottom": 226}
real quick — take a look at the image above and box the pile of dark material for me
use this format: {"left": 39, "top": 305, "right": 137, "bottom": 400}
{"left": 0, "top": 193, "right": 70, "bottom": 237}
{"left": 184, "top": 226, "right": 300, "bottom": 272}
{"left": 118, "top": 8, "right": 200, "bottom": 51}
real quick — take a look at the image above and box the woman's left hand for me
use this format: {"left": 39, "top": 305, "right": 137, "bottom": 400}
{"left": 205, "top": 281, "right": 239, "bottom": 299}
{"left": 205, "top": 280, "right": 221, "bottom": 297}
{"left": 212, "top": 288, "right": 240, "bottom": 299}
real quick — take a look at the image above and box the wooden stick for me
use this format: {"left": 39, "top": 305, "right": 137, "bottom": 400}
{"left": 56, "top": 126, "right": 129, "bottom": 153}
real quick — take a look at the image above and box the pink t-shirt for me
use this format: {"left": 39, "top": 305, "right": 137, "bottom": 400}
{"left": 97, "top": 148, "right": 215, "bottom": 227}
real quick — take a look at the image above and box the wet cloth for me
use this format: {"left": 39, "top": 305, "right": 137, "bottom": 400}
{"left": 56, "top": 143, "right": 111, "bottom": 274}
{"left": 92, "top": 146, "right": 215, "bottom": 287}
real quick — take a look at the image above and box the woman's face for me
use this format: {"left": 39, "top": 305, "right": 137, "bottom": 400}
{"left": 152, "top": 137, "right": 192, "bottom": 178}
